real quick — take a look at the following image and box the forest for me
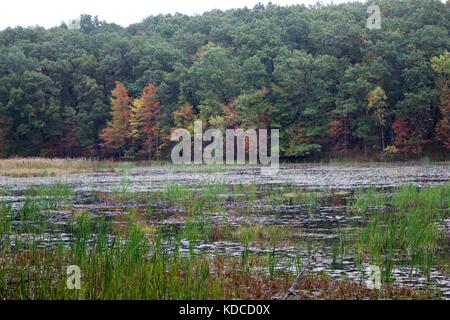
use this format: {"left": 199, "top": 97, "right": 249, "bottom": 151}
{"left": 0, "top": 0, "right": 449, "bottom": 160}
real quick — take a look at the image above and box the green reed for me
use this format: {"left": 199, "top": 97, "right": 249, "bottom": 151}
{"left": 0, "top": 210, "right": 232, "bottom": 300}
{"left": 351, "top": 185, "right": 387, "bottom": 213}
{"left": 352, "top": 184, "right": 448, "bottom": 283}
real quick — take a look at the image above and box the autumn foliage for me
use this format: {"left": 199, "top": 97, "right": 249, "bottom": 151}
{"left": 130, "top": 84, "right": 161, "bottom": 158}
{"left": 435, "top": 83, "right": 450, "bottom": 149}
{"left": 100, "top": 82, "right": 161, "bottom": 158}
{"left": 173, "top": 105, "right": 195, "bottom": 129}
{"left": 100, "top": 81, "right": 131, "bottom": 155}
{"left": 329, "top": 117, "right": 351, "bottom": 154}
{"left": 1, "top": 3, "right": 449, "bottom": 159}
{"left": 391, "top": 117, "right": 431, "bottom": 156}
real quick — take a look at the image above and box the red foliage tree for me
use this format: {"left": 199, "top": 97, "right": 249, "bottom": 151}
{"left": 392, "top": 118, "right": 431, "bottom": 156}
{"left": 329, "top": 117, "right": 351, "bottom": 154}
{"left": 435, "top": 84, "right": 450, "bottom": 149}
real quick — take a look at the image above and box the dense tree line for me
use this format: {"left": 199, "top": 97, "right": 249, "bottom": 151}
{"left": 0, "top": 0, "right": 449, "bottom": 159}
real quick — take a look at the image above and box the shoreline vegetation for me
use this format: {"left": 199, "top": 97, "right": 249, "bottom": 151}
{"left": 0, "top": 158, "right": 114, "bottom": 177}
{"left": 0, "top": 157, "right": 449, "bottom": 177}
{"left": 0, "top": 166, "right": 448, "bottom": 299}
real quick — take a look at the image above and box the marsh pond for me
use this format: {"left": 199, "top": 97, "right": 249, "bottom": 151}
{"left": 0, "top": 163, "right": 449, "bottom": 299}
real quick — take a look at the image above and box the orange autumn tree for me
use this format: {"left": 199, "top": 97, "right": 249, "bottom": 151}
{"left": 100, "top": 81, "right": 131, "bottom": 156}
{"left": 329, "top": 117, "right": 351, "bottom": 154}
{"left": 129, "top": 83, "right": 161, "bottom": 159}
{"left": 392, "top": 118, "right": 426, "bottom": 156}
{"left": 222, "top": 99, "right": 240, "bottom": 129}
{"left": 173, "top": 104, "right": 195, "bottom": 130}
{"left": 435, "top": 84, "right": 450, "bottom": 149}
{"left": 431, "top": 51, "right": 450, "bottom": 149}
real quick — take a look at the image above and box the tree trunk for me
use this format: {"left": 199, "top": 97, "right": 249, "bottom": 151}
{"left": 364, "top": 140, "right": 367, "bottom": 158}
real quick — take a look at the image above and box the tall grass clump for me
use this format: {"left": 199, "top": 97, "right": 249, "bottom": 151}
{"left": 159, "top": 183, "right": 228, "bottom": 215}
{"left": 181, "top": 215, "right": 212, "bottom": 244}
{"left": 161, "top": 183, "right": 194, "bottom": 205}
{"left": 353, "top": 184, "right": 448, "bottom": 283}
{"left": 26, "top": 183, "right": 73, "bottom": 210}
{"left": 392, "top": 184, "right": 449, "bottom": 210}
{"left": 0, "top": 200, "right": 12, "bottom": 249}
{"left": 0, "top": 209, "right": 245, "bottom": 300}
{"left": 201, "top": 184, "right": 228, "bottom": 204}
{"left": 351, "top": 185, "right": 387, "bottom": 213}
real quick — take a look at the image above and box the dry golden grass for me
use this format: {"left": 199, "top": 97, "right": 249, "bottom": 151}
{"left": 0, "top": 158, "right": 114, "bottom": 177}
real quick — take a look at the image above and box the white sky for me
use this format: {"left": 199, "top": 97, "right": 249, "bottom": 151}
{"left": 0, "top": 0, "right": 360, "bottom": 30}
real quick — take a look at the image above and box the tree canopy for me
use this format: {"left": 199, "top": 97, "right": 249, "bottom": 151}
{"left": 0, "top": 0, "right": 449, "bottom": 159}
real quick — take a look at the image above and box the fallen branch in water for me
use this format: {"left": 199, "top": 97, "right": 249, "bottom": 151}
{"left": 281, "top": 256, "right": 315, "bottom": 300}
